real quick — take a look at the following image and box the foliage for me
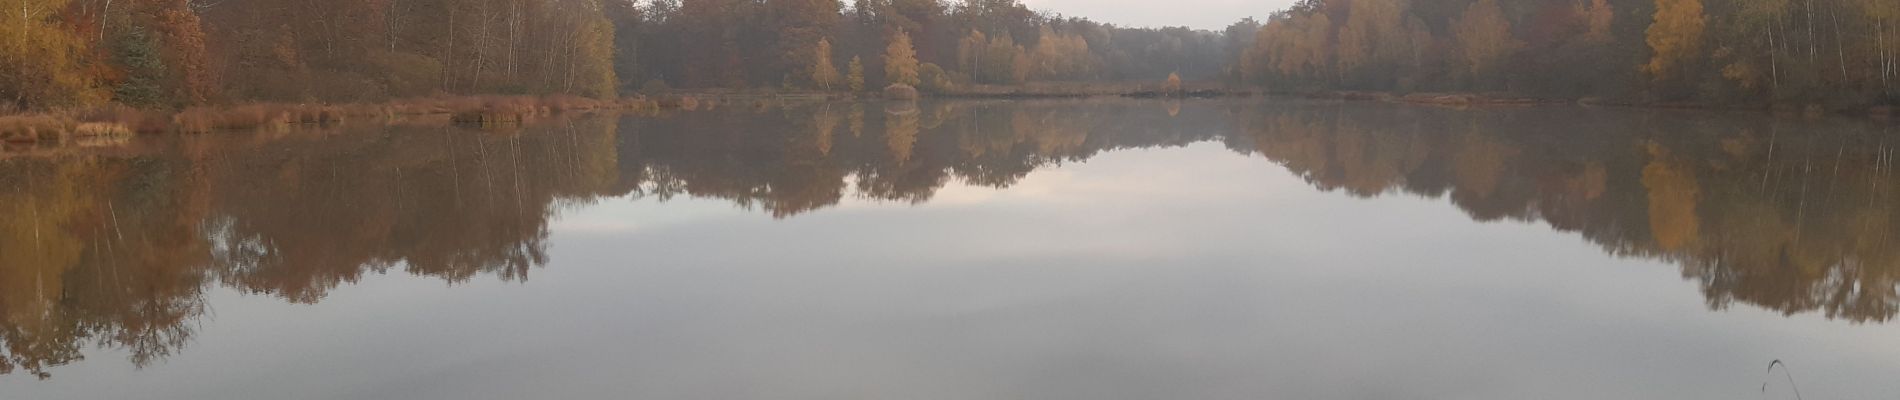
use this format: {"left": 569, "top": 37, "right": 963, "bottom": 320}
{"left": 114, "top": 30, "right": 169, "bottom": 108}
{"left": 884, "top": 30, "right": 921, "bottom": 87}
{"left": 847, "top": 56, "right": 866, "bottom": 92}
{"left": 1453, "top": 0, "right": 1519, "bottom": 83}
{"left": 0, "top": 0, "right": 104, "bottom": 108}
{"left": 3, "top": 0, "right": 1893, "bottom": 108}
{"left": 917, "top": 62, "right": 952, "bottom": 92}
{"left": 1644, "top": 0, "right": 1706, "bottom": 80}
{"left": 812, "top": 38, "right": 842, "bottom": 90}
{"left": 1236, "top": 0, "right": 1896, "bottom": 105}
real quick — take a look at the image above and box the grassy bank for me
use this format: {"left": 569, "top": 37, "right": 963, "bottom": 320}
{"left": 0, "top": 94, "right": 711, "bottom": 144}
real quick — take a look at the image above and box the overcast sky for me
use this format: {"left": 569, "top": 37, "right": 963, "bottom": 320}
{"left": 1019, "top": 0, "right": 1292, "bottom": 30}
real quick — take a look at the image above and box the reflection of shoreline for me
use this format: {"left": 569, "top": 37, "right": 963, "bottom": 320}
{"left": 625, "top": 99, "right": 1900, "bottom": 325}
{"left": 1237, "top": 102, "right": 1900, "bottom": 324}
{"left": 5, "top": 98, "right": 1899, "bottom": 378}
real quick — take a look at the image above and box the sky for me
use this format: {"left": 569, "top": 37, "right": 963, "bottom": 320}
{"left": 1019, "top": 0, "right": 1292, "bottom": 30}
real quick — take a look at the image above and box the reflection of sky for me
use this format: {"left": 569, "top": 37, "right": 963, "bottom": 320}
{"left": 10, "top": 143, "right": 1900, "bottom": 399}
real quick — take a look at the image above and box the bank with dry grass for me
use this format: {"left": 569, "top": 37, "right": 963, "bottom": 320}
{"left": 0, "top": 94, "right": 712, "bottom": 144}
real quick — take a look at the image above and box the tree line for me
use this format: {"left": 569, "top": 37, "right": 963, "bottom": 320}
{"left": 1235, "top": 0, "right": 1900, "bottom": 106}
{"left": 0, "top": 0, "right": 1238, "bottom": 110}
{"left": 7, "top": 0, "right": 1898, "bottom": 111}
{"left": 3, "top": 0, "right": 621, "bottom": 109}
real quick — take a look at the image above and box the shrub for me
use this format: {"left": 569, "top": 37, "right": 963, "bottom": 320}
{"left": 917, "top": 63, "right": 953, "bottom": 93}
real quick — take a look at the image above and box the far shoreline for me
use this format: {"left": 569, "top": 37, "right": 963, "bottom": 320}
{"left": 8, "top": 85, "right": 1896, "bottom": 146}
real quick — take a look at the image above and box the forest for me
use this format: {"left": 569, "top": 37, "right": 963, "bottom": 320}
{"left": 0, "top": 0, "right": 1232, "bottom": 111}
{"left": 1237, "top": 0, "right": 1900, "bottom": 107}
{"left": 3, "top": 0, "right": 1898, "bottom": 112}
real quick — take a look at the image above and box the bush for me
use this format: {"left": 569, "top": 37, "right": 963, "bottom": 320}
{"left": 917, "top": 63, "right": 953, "bottom": 93}
{"left": 1162, "top": 72, "right": 1184, "bottom": 95}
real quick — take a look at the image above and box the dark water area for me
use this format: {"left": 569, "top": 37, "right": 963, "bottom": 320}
{"left": 2, "top": 98, "right": 1898, "bottom": 399}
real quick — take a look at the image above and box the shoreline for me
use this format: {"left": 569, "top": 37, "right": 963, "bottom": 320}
{"left": 0, "top": 94, "right": 704, "bottom": 144}
{"left": 9, "top": 87, "right": 1895, "bottom": 145}
{"left": 1292, "top": 90, "right": 1898, "bottom": 119}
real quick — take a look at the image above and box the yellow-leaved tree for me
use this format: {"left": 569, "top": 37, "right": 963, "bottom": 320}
{"left": 1337, "top": 0, "right": 1404, "bottom": 79}
{"left": 1453, "top": 0, "right": 1519, "bottom": 82}
{"left": 847, "top": 56, "right": 866, "bottom": 92}
{"left": 884, "top": 30, "right": 920, "bottom": 87}
{"left": 1, "top": 0, "right": 104, "bottom": 108}
{"left": 811, "top": 38, "right": 841, "bottom": 90}
{"left": 1644, "top": 0, "right": 1706, "bottom": 79}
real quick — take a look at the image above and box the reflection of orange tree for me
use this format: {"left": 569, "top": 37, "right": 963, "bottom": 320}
{"left": 0, "top": 117, "right": 622, "bottom": 377}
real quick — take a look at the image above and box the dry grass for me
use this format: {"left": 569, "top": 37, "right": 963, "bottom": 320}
{"left": 0, "top": 114, "right": 72, "bottom": 143}
{"left": 2, "top": 94, "right": 667, "bottom": 139}
{"left": 655, "top": 95, "right": 701, "bottom": 110}
{"left": 1, "top": 106, "right": 150, "bottom": 143}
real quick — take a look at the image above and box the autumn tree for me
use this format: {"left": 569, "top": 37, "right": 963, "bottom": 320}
{"left": 1454, "top": 0, "right": 1518, "bottom": 84}
{"left": 773, "top": 0, "right": 842, "bottom": 84}
{"left": 956, "top": 30, "right": 988, "bottom": 79}
{"left": 983, "top": 33, "right": 1029, "bottom": 84}
{"left": 1451, "top": 0, "right": 1512, "bottom": 81}
{"left": 1644, "top": 0, "right": 1705, "bottom": 81}
{"left": 847, "top": 55, "right": 866, "bottom": 91}
{"left": 1336, "top": 0, "right": 1405, "bottom": 85}
{"left": 1, "top": 0, "right": 104, "bottom": 108}
{"left": 812, "top": 38, "right": 842, "bottom": 90}
{"left": 885, "top": 30, "right": 920, "bottom": 86}
{"left": 1029, "top": 26, "right": 1094, "bottom": 80}
{"left": 136, "top": 0, "right": 214, "bottom": 104}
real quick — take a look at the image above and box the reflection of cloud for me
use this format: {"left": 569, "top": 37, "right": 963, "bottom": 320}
{"left": 551, "top": 199, "right": 753, "bottom": 234}
{"left": 924, "top": 143, "right": 1285, "bottom": 208}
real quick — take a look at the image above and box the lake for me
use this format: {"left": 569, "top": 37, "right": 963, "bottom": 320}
{"left": 2, "top": 98, "right": 1897, "bottom": 399}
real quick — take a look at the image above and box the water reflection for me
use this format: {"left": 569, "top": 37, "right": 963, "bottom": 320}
{"left": 2, "top": 98, "right": 1898, "bottom": 378}
{"left": 1, "top": 117, "right": 623, "bottom": 377}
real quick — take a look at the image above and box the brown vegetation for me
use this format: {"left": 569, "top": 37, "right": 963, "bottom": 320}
{"left": 4, "top": 95, "right": 673, "bottom": 141}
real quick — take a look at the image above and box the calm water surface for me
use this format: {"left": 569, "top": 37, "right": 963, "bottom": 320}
{"left": 3, "top": 99, "right": 1899, "bottom": 399}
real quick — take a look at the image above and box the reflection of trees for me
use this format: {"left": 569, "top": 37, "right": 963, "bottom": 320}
{"left": 12, "top": 99, "right": 1900, "bottom": 378}
{"left": 0, "top": 116, "right": 621, "bottom": 377}
{"left": 1236, "top": 103, "right": 1900, "bottom": 323}
{"left": 205, "top": 119, "right": 619, "bottom": 301}
{"left": 616, "top": 99, "right": 1223, "bottom": 216}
